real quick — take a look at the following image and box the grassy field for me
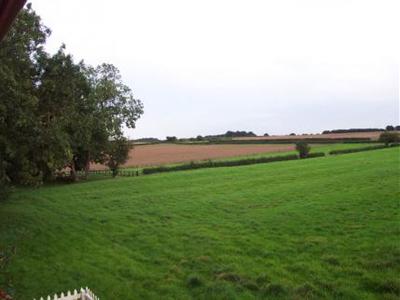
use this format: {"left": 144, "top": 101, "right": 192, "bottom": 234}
{"left": 0, "top": 148, "right": 399, "bottom": 299}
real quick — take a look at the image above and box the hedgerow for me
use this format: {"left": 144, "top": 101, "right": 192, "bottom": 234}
{"left": 329, "top": 145, "right": 388, "bottom": 155}
{"left": 142, "top": 153, "right": 326, "bottom": 175}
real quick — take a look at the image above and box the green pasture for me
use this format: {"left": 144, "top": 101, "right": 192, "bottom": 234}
{"left": 0, "top": 147, "right": 399, "bottom": 299}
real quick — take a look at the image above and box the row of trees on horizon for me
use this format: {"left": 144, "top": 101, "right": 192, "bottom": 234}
{"left": 136, "top": 126, "right": 400, "bottom": 142}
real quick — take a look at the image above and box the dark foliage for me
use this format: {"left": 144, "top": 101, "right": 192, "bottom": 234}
{"left": 105, "top": 138, "right": 131, "bottom": 177}
{"left": 295, "top": 142, "right": 311, "bottom": 158}
{"left": 204, "top": 130, "right": 257, "bottom": 140}
{"left": 0, "top": 5, "right": 143, "bottom": 194}
{"left": 329, "top": 145, "right": 389, "bottom": 155}
{"left": 322, "top": 128, "right": 384, "bottom": 134}
{"left": 385, "top": 125, "right": 395, "bottom": 131}
{"left": 133, "top": 138, "right": 160, "bottom": 143}
{"left": 379, "top": 131, "right": 400, "bottom": 146}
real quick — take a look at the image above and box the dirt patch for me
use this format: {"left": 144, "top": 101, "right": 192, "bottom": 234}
{"left": 91, "top": 143, "right": 295, "bottom": 170}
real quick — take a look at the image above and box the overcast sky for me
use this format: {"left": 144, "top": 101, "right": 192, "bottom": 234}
{"left": 32, "top": 0, "right": 399, "bottom": 138}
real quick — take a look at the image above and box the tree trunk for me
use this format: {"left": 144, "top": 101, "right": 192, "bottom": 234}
{"left": 70, "top": 161, "right": 77, "bottom": 182}
{"left": 84, "top": 151, "right": 90, "bottom": 179}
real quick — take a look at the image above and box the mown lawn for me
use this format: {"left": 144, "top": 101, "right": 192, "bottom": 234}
{"left": 0, "top": 148, "right": 399, "bottom": 299}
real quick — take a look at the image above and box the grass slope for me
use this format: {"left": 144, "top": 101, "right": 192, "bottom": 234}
{"left": 0, "top": 148, "right": 399, "bottom": 299}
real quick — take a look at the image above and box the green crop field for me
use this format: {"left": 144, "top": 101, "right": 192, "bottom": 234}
{"left": 1, "top": 148, "right": 399, "bottom": 299}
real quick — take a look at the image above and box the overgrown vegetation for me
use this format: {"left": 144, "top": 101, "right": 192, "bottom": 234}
{"left": 0, "top": 5, "right": 143, "bottom": 197}
{"left": 295, "top": 142, "right": 310, "bottom": 158}
{"left": 379, "top": 131, "right": 400, "bottom": 146}
{"left": 0, "top": 148, "right": 398, "bottom": 299}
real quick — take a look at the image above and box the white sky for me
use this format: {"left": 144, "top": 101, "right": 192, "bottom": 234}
{"left": 32, "top": 0, "right": 399, "bottom": 138}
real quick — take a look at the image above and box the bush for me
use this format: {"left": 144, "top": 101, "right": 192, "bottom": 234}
{"left": 379, "top": 131, "right": 400, "bottom": 146}
{"left": 295, "top": 142, "right": 310, "bottom": 158}
{"left": 329, "top": 145, "right": 387, "bottom": 155}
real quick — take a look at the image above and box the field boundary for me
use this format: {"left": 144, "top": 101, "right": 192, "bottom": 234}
{"left": 329, "top": 144, "right": 399, "bottom": 155}
{"left": 141, "top": 152, "right": 325, "bottom": 175}
{"left": 85, "top": 144, "right": 398, "bottom": 178}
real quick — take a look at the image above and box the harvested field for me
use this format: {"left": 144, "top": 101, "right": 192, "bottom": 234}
{"left": 234, "top": 131, "right": 384, "bottom": 140}
{"left": 91, "top": 143, "right": 295, "bottom": 169}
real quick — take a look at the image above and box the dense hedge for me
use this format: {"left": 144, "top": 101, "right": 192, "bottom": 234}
{"left": 329, "top": 144, "right": 389, "bottom": 155}
{"left": 306, "top": 152, "right": 326, "bottom": 158}
{"left": 142, "top": 152, "right": 326, "bottom": 175}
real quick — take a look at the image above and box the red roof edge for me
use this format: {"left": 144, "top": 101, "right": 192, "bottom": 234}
{"left": 0, "top": 0, "right": 27, "bottom": 42}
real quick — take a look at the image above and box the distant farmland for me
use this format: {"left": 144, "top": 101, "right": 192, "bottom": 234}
{"left": 234, "top": 131, "right": 384, "bottom": 141}
{"left": 91, "top": 143, "right": 376, "bottom": 170}
{"left": 91, "top": 144, "right": 296, "bottom": 169}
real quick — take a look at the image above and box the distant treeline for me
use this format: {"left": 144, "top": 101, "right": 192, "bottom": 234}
{"left": 133, "top": 138, "right": 161, "bottom": 143}
{"left": 203, "top": 130, "right": 257, "bottom": 140}
{"left": 322, "top": 125, "right": 399, "bottom": 134}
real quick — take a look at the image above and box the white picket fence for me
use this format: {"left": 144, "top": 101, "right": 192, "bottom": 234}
{"left": 33, "top": 287, "right": 99, "bottom": 300}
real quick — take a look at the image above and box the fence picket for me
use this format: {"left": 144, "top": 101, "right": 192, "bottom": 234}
{"left": 34, "top": 287, "right": 99, "bottom": 300}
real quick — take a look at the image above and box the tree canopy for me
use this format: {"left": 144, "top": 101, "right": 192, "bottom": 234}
{"left": 0, "top": 4, "right": 143, "bottom": 197}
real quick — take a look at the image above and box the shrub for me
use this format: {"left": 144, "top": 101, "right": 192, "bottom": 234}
{"left": 379, "top": 131, "right": 400, "bottom": 146}
{"left": 166, "top": 136, "right": 177, "bottom": 142}
{"left": 295, "top": 141, "right": 310, "bottom": 158}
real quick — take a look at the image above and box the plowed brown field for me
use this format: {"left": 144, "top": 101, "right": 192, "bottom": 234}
{"left": 91, "top": 143, "right": 295, "bottom": 170}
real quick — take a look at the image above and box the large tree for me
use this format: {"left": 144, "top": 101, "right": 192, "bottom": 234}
{"left": 0, "top": 3, "right": 50, "bottom": 186}
{"left": 0, "top": 4, "right": 143, "bottom": 198}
